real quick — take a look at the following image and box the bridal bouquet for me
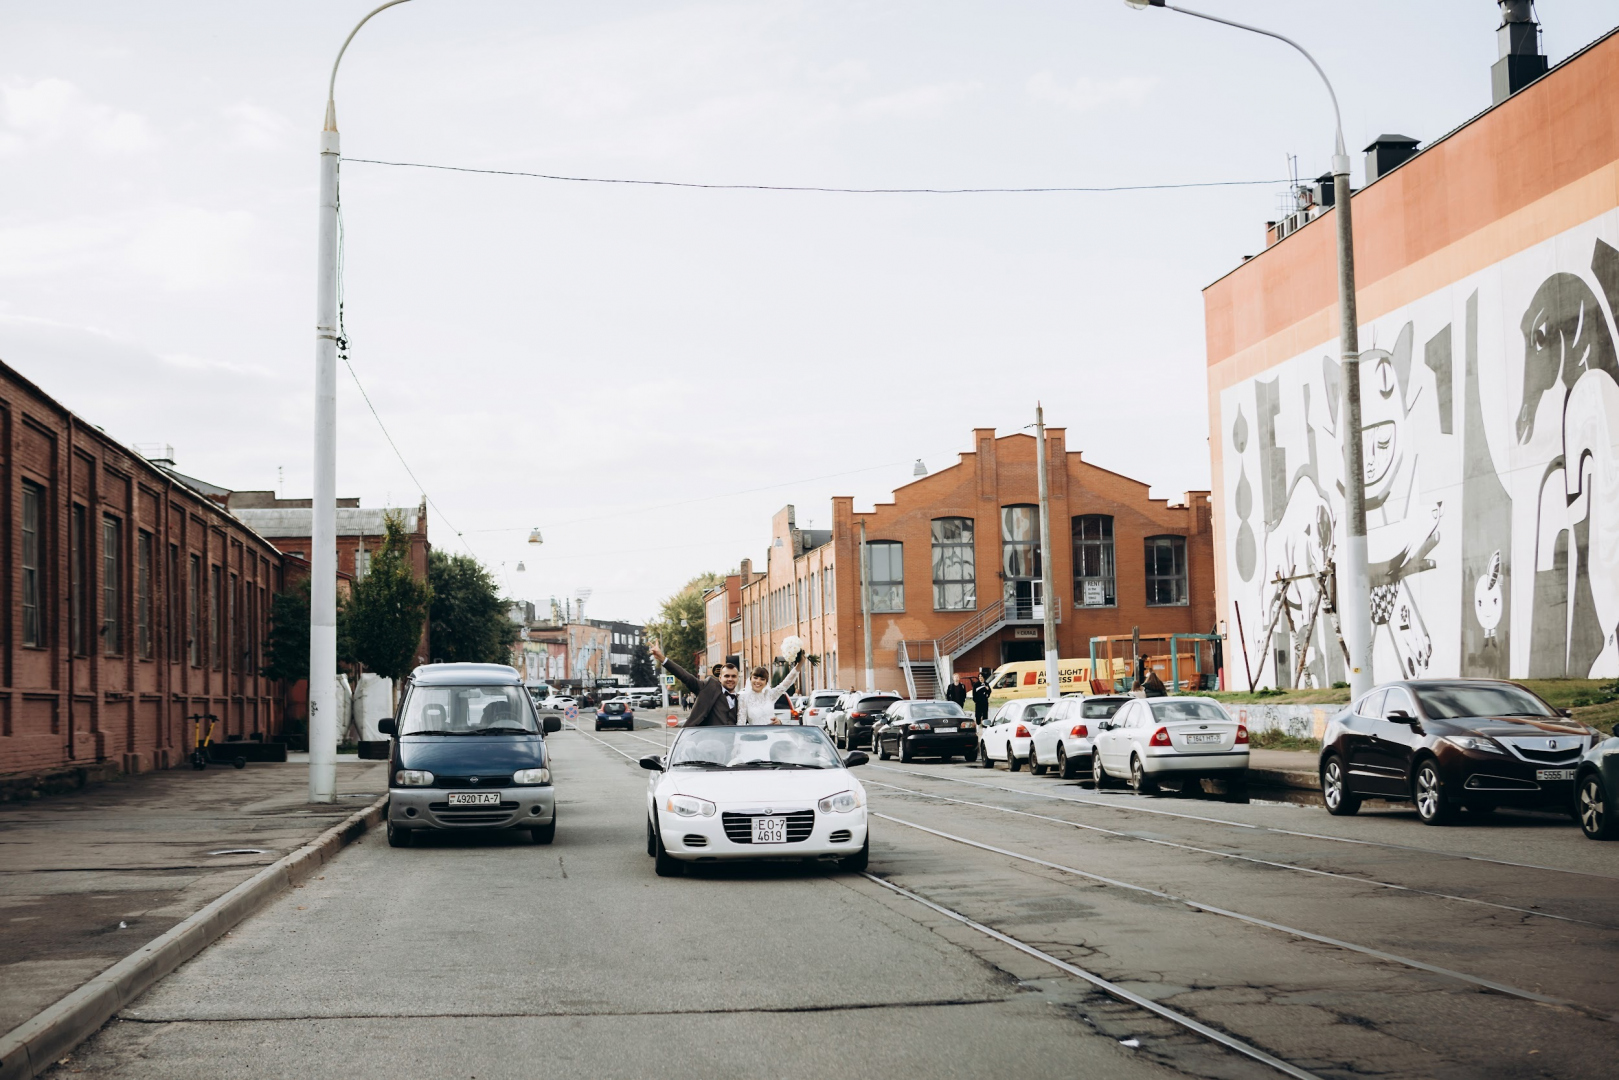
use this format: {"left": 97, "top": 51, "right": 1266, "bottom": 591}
{"left": 780, "top": 635, "right": 804, "bottom": 663}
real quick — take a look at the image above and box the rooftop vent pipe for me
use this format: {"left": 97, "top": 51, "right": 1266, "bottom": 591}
{"left": 1492, "top": 0, "right": 1547, "bottom": 105}
{"left": 1363, "top": 135, "right": 1420, "bottom": 183}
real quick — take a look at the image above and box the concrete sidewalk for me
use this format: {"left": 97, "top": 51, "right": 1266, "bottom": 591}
{"left": 1247, "top": 749, "right": 1319, "bottom": 792}
{"left": 0, "top": 758, "right": 385, "bottom": 1040}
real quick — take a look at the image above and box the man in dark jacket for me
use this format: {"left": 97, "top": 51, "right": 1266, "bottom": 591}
{"left": 651, "top": 643, "right": 739, "bottom": 726}
{"left": 945, "top": 680, "right": 967, "bottom": 709}
{"left": 971, "top": 679, "right": 991, "bottom": 722}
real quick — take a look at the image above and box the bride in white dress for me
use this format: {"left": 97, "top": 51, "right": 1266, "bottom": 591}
{"left": 738, "top": 636, "right": 804, "bottom": 725}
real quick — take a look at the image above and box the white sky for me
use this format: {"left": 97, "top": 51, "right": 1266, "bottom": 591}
{"left": 4, "top": 1, "right": 1614, "bottom": 623}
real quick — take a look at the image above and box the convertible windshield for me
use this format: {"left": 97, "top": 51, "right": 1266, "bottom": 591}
{"left": 400, "top": 685, "right": 538, "bottom": 735}
{"left": 1148, "top": 699, "right": 1232, "bottom": 724}
{"left": 668, "top": 727, "right": 843, "bottom": 770}
{"left": 1413, "top": 683, "right": 1556, "bottom": 720}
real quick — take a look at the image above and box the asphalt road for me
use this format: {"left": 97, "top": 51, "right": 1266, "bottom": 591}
{"left": 49, "top": 724, "right": 1619, "bottom": 1080}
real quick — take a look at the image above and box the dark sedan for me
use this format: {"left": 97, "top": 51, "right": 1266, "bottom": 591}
{"left": 1575, "top": 733, "right": 1619, "bottom": 840}
{"left": 873, "top": 700, "right": 977, "bottom": 762}
{"left": 596, "top": 699, "right": 635, "bottom": 731}
{"left": 1319, "top": 679, "right": 1600, "bottom": 825}
{"left": 831, "top": 693, "right": 900, "bottom": 750}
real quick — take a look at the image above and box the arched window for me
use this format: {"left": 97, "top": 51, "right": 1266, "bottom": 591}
{"left": 931, "top": 517, "right": 976, "bottom": 611}
{"left": 866, "top": 541, "right": 904, "bottom": 613}
{"left": 1072, "top": 515, "right": 1115, "bottom": 607}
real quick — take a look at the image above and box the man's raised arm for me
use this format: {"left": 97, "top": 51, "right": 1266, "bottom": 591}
{"left": 650, "top": 642, "right": 703, "bottom": 695}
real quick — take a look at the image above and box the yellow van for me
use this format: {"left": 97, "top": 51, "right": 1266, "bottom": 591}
{"left": 985, "top": 659, "right": 1089, "bottom": 711}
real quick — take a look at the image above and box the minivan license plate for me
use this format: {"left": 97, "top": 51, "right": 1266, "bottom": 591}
{"left": 1537, "top": 769, "right": 1575, "bottom": 781}
{"left": 753, "top": 816, "right": 787, "bottom": 844}
{"left": 448, "top": 791, "right": 500, "bottom": 806}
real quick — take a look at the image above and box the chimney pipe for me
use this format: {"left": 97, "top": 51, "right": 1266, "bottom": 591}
{"left": 1492, "top": 1, "right": 1547, "bottom": 105}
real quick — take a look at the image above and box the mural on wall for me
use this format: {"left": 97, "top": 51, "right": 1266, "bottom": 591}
{"left": 1220, "top": 209, "right": 1619, "bottom": 686}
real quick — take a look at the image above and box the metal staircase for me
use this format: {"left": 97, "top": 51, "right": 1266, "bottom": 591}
{"left": 899, "top": 597, "right": 1061, "bottom": 699}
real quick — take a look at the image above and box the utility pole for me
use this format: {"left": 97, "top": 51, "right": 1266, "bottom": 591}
{"left": 1126, "top": 0, "right": 1373, "bottom": 696}
{"left": 860, "top": 520, "right": 875, "bottom": 692}
{"left": 1035, "top": 404, "right": 1060, "bottom": 701}
{"left": 308, "top": 0, "right": 417, "bottom": 802}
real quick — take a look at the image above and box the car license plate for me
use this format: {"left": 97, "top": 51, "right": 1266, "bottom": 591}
{"left": 752, "top": 816, "right": 788, "bottom": 844}
{"left": 448, "top": 791, "right": 500, "bottom": 806}
{"left": 933, "top": 727, "right": 956, "bottom": 733}
{"left": 1185, "top": 733, "right": 1221, "bottom": 744}
{"left": 1537, "top": 768, "right": 1575, "bottom": 781}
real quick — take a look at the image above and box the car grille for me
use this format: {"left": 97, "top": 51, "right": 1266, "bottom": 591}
{"left": 433, "top": 775, "right": 513, "bottom": 788}
{"left": 428, "top": 800, "right": 520, "bottom": 825}
{"left": 1500, "top": 742, "right": 1581, "bottom": 765}
{"left": 683, "top": 834, "right": 708, "bottom": 847}
{"left": 721, "top": 810, "right": 815, "bottom": 844}
{"left": 829, "top": 829, "right": 852, "bottom": 844}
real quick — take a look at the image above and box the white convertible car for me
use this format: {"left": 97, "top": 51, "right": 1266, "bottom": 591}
{"left": 641, "top": 726, "right": 870, "bottom": 876}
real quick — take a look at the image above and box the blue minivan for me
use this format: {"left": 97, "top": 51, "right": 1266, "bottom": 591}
{"left": 380, "top": 663, "right": 562, "bottom": 847}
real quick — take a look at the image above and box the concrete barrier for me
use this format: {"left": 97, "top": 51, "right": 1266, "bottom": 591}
{"left": 1226, "top": 703, "right": 1336, "bottom": 741}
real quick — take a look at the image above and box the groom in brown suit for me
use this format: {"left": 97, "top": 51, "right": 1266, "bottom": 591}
{"left": 650, "top": 643, "right": 739, "bottom": 726}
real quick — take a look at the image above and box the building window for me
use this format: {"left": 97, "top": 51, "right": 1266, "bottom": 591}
{"left": 354, "top": 544, "right": 370, "bottom": 580}
{"left": 211, "top": 566, "right": 224, "bottom": 668}
{"left": 825, "top": 565, "right": 834, "bottom": 612}
{"left": 931, "top": 517, "right": 976, "bottom": 611}
{"left": 867, "top": 540, "right": 904, "bottom": 613}
{"left": 1072, "top": 515, "right": 1116, "bottom": 607}
{"left": 230, "top": 573, "right": 240, "bottom": 672}
{"left": 103, "top": 516, "right": 123, "bottom": 654}
{"left": 1001, "top": 505, "right": 1040, "bottom": 580}
{"left": 169, "top": 545, "right": 182, "bottom": 663}
{"left": 137, "top": 531, "right": 153, "bottom": 658}
{"left": 1144, "top": 535, "right": 1189, "bottom": 606}
{"left": 71, "top": 504, "right": 88, "bottom": 655}
{"left": 188, "top": 555, "right": 202, "bottom": 666}
{"left": 22, "top": 481, "right": 45, "bottom": 647}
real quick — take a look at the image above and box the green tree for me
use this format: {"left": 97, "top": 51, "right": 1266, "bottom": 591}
{"left": 347, "top": 512, "right": 433, "bottom": 686}
{"left": 628, "top": 642, "right": 656, "bottom": 687}
{"left": 262, "top": 579, "right": 312, "bottom": 683}
{"left": 646, "top": 572, "right": 721, "bottom": 670}
{"left": 429, "top": 549, "right": 518, "bottom": 664}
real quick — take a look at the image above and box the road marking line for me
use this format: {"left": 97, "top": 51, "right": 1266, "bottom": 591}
{"left": 859, "top": 872, "right": 1324, "bottom": 1080}
{"left": 865, "top": 778, "right": 1601, "bottom": 927}
{"left": 872, "top": 811, "right": 1610, "bottom": 1020}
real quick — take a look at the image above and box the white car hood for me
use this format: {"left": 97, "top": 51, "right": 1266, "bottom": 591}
{"left": 659, "top": 767, "right": 862, "bottom": 811}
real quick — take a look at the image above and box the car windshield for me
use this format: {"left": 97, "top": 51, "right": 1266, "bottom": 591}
{"left": 1412, "top": 683, "right": 1556, "bottom": 720}
{"left": 1082, "top": 698, "right": 1128, "bottom": 719}
{"left": 400, "top": 685, "right": 538, "bottom": 735}
{"left": 854, "top": 697, "right": 899, "bottom": 712}
{"left": 908, "top": 702, "right": 966, "bottom": 719}
{"left": 1148, "top": 699, "right": 1232, "bottom": 723}
{"left": 667, "top": 727, "right": 844, "bottom": 770}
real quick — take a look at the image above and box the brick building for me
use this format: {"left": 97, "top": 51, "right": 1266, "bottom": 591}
{"left": 1205, "top": 15, "right": 1619, "bottom": 687}
{"left": 0, "top": 361, "right": 285, "bottom": 783}
{"left": 734, "top": 426, "right": 1216, "bottom": 698}
{"left": 703, "top": 571, "right": 756, "bottom": 668}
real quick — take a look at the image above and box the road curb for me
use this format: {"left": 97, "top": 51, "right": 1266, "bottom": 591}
{"left": 1249, "top": 767, "right": 1319, "bottom": 794}
{"left": 0, "top": 794, "right": 389, "bottom": 1080}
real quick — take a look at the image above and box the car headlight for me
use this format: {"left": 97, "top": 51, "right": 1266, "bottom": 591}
{"left": 817, "top": 789, "right": 864, "bottom": 814}
{"left": 1442, "top": 735, "right": 1504, "bottom": 755}
{"left": 665, "top": 794, "right": 716, "bottom": 818}
{"left": 512, "top": 768, "right": 551, "bottom": 785}
{"left": 394, "top": 770, "right": 434, "bottom": 786}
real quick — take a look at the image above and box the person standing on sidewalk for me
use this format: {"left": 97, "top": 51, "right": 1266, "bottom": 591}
{"left": 971, "top": 679, "right": 990, "bottom": 723}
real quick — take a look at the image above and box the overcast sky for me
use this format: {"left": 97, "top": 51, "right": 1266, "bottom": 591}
{"left": 4, "top": 1, "right": 1614, "bottom": 623}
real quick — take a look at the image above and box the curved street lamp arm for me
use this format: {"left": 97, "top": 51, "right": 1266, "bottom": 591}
{"left": 325, "top": 0, "right": 417, "bottom": 131}
{"left": 1164, "top": 3, "right": 1348, "bottom": 170}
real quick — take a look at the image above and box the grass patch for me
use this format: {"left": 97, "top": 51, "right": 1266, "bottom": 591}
{"left": 1248, "top": 729, "right": 1322, "bottom": 753}
{"left": 1204, "top": 687, "right": 1351, "bottom": 706}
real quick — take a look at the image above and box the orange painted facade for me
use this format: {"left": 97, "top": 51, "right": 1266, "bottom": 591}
{"left": 733, "top": 428, "right": 1216, "bottom": 697}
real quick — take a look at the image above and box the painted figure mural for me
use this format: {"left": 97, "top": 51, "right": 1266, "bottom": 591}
{"left": 1219, "top": 212, "right": 1619, "bottom": 687}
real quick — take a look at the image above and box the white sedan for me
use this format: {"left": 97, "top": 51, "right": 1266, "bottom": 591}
{"left": 641, "top": 726, "right": 870, "bottom": 876}
{"left": 1029, "top": 695, "right": 1130, "bottom": 779}
{"left": 1091, "top": 697, "right": 1250, "bottom": 796}
{"left": 977, "top": 698, "right": 1054, "bottom": 770}
{"left": 540, "top": 694, "right": 576, "bottom": 711}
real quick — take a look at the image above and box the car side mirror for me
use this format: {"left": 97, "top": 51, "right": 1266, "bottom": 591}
{"left": 639, "top": 755, "right": 664, "bottom": 771}
{"left": 1386, "top": 710, "right": 1417, "bottom": 723}
{"left": 843, "top": 751, "right": 869, "bottom": 768}
{"left": 1560, "top": 708, "right": 1574, "bottom": 718}
{"left": 543, "top": 716, "right": 561, "bottom": 733}
{"left": 377, "top": 718, "right": 396, "bottom": 737}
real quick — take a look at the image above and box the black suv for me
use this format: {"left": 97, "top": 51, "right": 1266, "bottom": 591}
{"left": 831, "top": 693, "right": 900, "bottom": 750}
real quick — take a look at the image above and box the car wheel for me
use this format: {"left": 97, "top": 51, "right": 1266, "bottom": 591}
{"left": 1092, "top": 750, "right": 1112, "bottom": 789}
{"left": 1413, "top": 759, "right": 1454, "bottom": 826}
{"left": 1321, "top": 755, "right": 1360, "bottom": 816}
{"left": 898, "top": 738, "right": 913, "bottom": 764}
{"left": 1055, "top": 746, "right": 1071, "bottom": 779}
{"left": 1578, "top": 772, "right": 1617, "bottom": 840}
{"left": 594, "top": 721, "right": 602, "bottom": 732}
{"left": 877, "top": 734, "right": 892, "bottom": 761}
{"left": 653, "top": 825, "right": 684, "bottom": 877}
{"left": 386, "top": 819, "right": 412, "bottom": 848}
{"left": 978, "top": 742, "right": 993, "bottom": 768}
{"left": 1007, "top": 748, "right": 1022, "bottom": 772}
{"left": 646, "top": 817, "right": 657, "bottom": 856}
{"left": 531, "top": 816, "right": 556, "bottom": 844}
{"left": 1029, "top": 748, "right": 1048, "bottom": 776}
{"left": 1129, "top": 755, "right": 1159, "bottom": 795}
{"left": 839, "top": 834, "right": 870, "bottom": 872}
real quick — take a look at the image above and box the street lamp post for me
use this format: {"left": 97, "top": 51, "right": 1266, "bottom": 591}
{"left": 309, "top": 0, "right": 416, "bottom": 803}
{"left": 1034, "top": 404, "right": 1060, "bottom": 702}
{"left": 1126, "top": 0, "right": 1373, "bottom": 696}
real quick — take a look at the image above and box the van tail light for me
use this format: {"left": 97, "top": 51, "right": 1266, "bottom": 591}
{"left": 1236, "top": 725, "right": 1249, "bottom": 744}
{"left": 1015, "top": 725, "right": 1030, "bottom": 739}
{"left": 1150, "top": 727, "right": 1172, "bottom": 747}
{"left": 1069, "top": 724, "right": 1088, "bottom": 738}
